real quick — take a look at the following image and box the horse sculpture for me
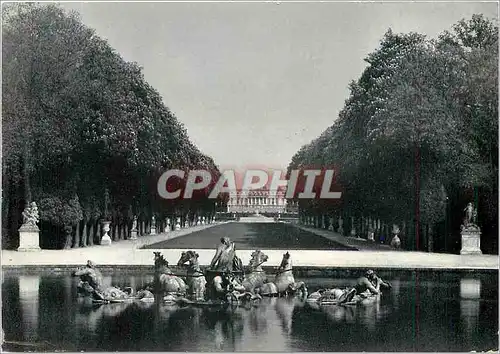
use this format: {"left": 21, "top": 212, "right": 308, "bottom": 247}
{"left": 177, "top": 250, "right": 207, "bottom": 301}
{"left": 153, "top": 252, "right": 187, "bottom": 297}
{"left": 259, "top": 252, "right": 307, "bottom": 298}
{"left": 241, "top": 250, "right": 269, "bottom": 294}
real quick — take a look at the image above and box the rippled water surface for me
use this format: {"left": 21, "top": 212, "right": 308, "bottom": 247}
{"left": 2, "top": 272, "right": 498, "bottom": 352}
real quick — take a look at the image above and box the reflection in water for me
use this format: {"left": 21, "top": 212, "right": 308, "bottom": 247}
{"left": 275, "top": 297, "right": 303, "bottom": 335}
{"left": 3, "top": 274, "right": 498, "bottom": 352}
{"left": 460, "top": 278, "right": 481, "bottom": 299}
{"left": 460, "top": 278, "right": 481, "bottom": 347}
{"left": 19, "top": 276, "right": 39, "bottom": 342}
{"left": 391, "top": 279, "right": 401, "bottom": 310}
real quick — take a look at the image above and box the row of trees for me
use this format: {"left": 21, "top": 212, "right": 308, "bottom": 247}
{"left": 2, "top": 3, "right": 222, "bottom": 249}
{"left": 287, "top": 15, "right": 498, "bottom": 254}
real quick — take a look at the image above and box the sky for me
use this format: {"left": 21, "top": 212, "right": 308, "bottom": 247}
{"left": 59, "top": 1, "right": 497, "bottom": 171}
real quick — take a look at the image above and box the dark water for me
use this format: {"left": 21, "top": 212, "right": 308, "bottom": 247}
{"left": 144, "top": 223, "right": 356, "bottom": 250}
{"left": 2, "top": 272, "right": 498, "bottom": 352}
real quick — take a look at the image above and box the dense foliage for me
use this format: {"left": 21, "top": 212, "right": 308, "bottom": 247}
{"left": 2, "top": 3, "right": 221, "bottom": 249}
{"left": 287, "top": 15, "right": 498, "bottom": 253}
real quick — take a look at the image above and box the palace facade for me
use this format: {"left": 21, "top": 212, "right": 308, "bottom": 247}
{"left": 226, "top": 188, "right": 298, "bottom": 214}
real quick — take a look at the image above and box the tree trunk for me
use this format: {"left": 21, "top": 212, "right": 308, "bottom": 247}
{"left": 81, "top": 220, "right": 88, "bottom": 247}
{"left": 98, "top": 220, "right": 103, "bottom": 242}
{"left": 88, "top": 221, "right": 94, "bottom": 246}
{"left": 118, "top": 222, "right": 123, "bottom": 240}
{"left": 427, "top": 224, "right": 434, "bottom": 253}
{"left": 73, "top": 221, "right": 81, "bottom": 248}
{"left": 2, "top": 175, "right": 11, "bottom": 248}
{"left": 23, "top": 145, "right": 32, "bottom": 203}
{"left": 415, "top": 144, "right": 421, "bottom": 251}
{"left": 112, "top": 222, "right": 117, "bottom": 241}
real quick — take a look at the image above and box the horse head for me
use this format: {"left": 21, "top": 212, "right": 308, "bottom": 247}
{"left": 249, "top": 250, "right": 269, "bottom": 269}
{"left": 278, "top": 251, "right": 292, "bottom": 271}
{"left": 72, "top": 265, "right": 91, "bottom": 277}
{"left": 153, "top": 252, "right": 172, "bottom": 274}
{"left": 177, "top": 250, "right": 199, "bottom": 267}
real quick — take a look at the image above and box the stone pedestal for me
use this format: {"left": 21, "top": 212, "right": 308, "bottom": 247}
{"left": 175, "top": 218, "right": 181, "bottom": 231}
{"left": 164, "top": 219, "right": 170, "bottom": 233}
{"left": 130, "top": 229, "right": 138, "bottom": 240}
{"left": 100, "top": 221, "right": 112, "bottom": 245}
{"left": 196, "top": 216, "right": 200, "bottom": 226}
{"left": 17, "top": 224, "right": 41, "bottom": 252}
{"left": 460, "top": 226, "right": 482, "bottom": 255}
{"left": 202, "top": 216, "right": 206, "bottom": 225}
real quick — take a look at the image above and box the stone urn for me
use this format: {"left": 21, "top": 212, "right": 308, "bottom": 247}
{"left": 100, "top": 221, "right": 112, "bottom": 245}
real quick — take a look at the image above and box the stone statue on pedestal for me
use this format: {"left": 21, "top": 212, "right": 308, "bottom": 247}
{"left": 367, "top": 225, "right": 375, "bottom": 242}
{"left": 390, "top": 224, "right": 401, "bottom": 249}
{"left": 130, "top": 215, "right": 138, "bottom": 240}
{"left": 18, "top": 202, "right": 41, "bottom": 252}
{"left": 132, "top": 216, "right": 138, "bottom": 231}
{"left": 460, "top": 202, "right": 482, "bottom": 255}
{"left": 337, "top": 216, "right": 344, "bottom": 235}
{"left": 150, "top": 215, "right": 156, "bottom": 235}
{"left": 164, "top": 218, "right": 170, "bottom": 233}
{"left": 328, "top": 217, "right": 334, "bottom": 231}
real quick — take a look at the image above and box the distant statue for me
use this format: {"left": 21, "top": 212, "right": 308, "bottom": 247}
{"left": 132, "top": 215, "right": 138, "bottom": 230}
{"left": 151, "top": 215, "right": 156, "bottom": 227}
{"left": 22, "top": 202, "right": 39, "bottom": 226}
{"left": 390, "top": 224, "right": 401, "bottom": 249}
{"left": 463, "top": 202, "right": 477, "bottom": 227}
